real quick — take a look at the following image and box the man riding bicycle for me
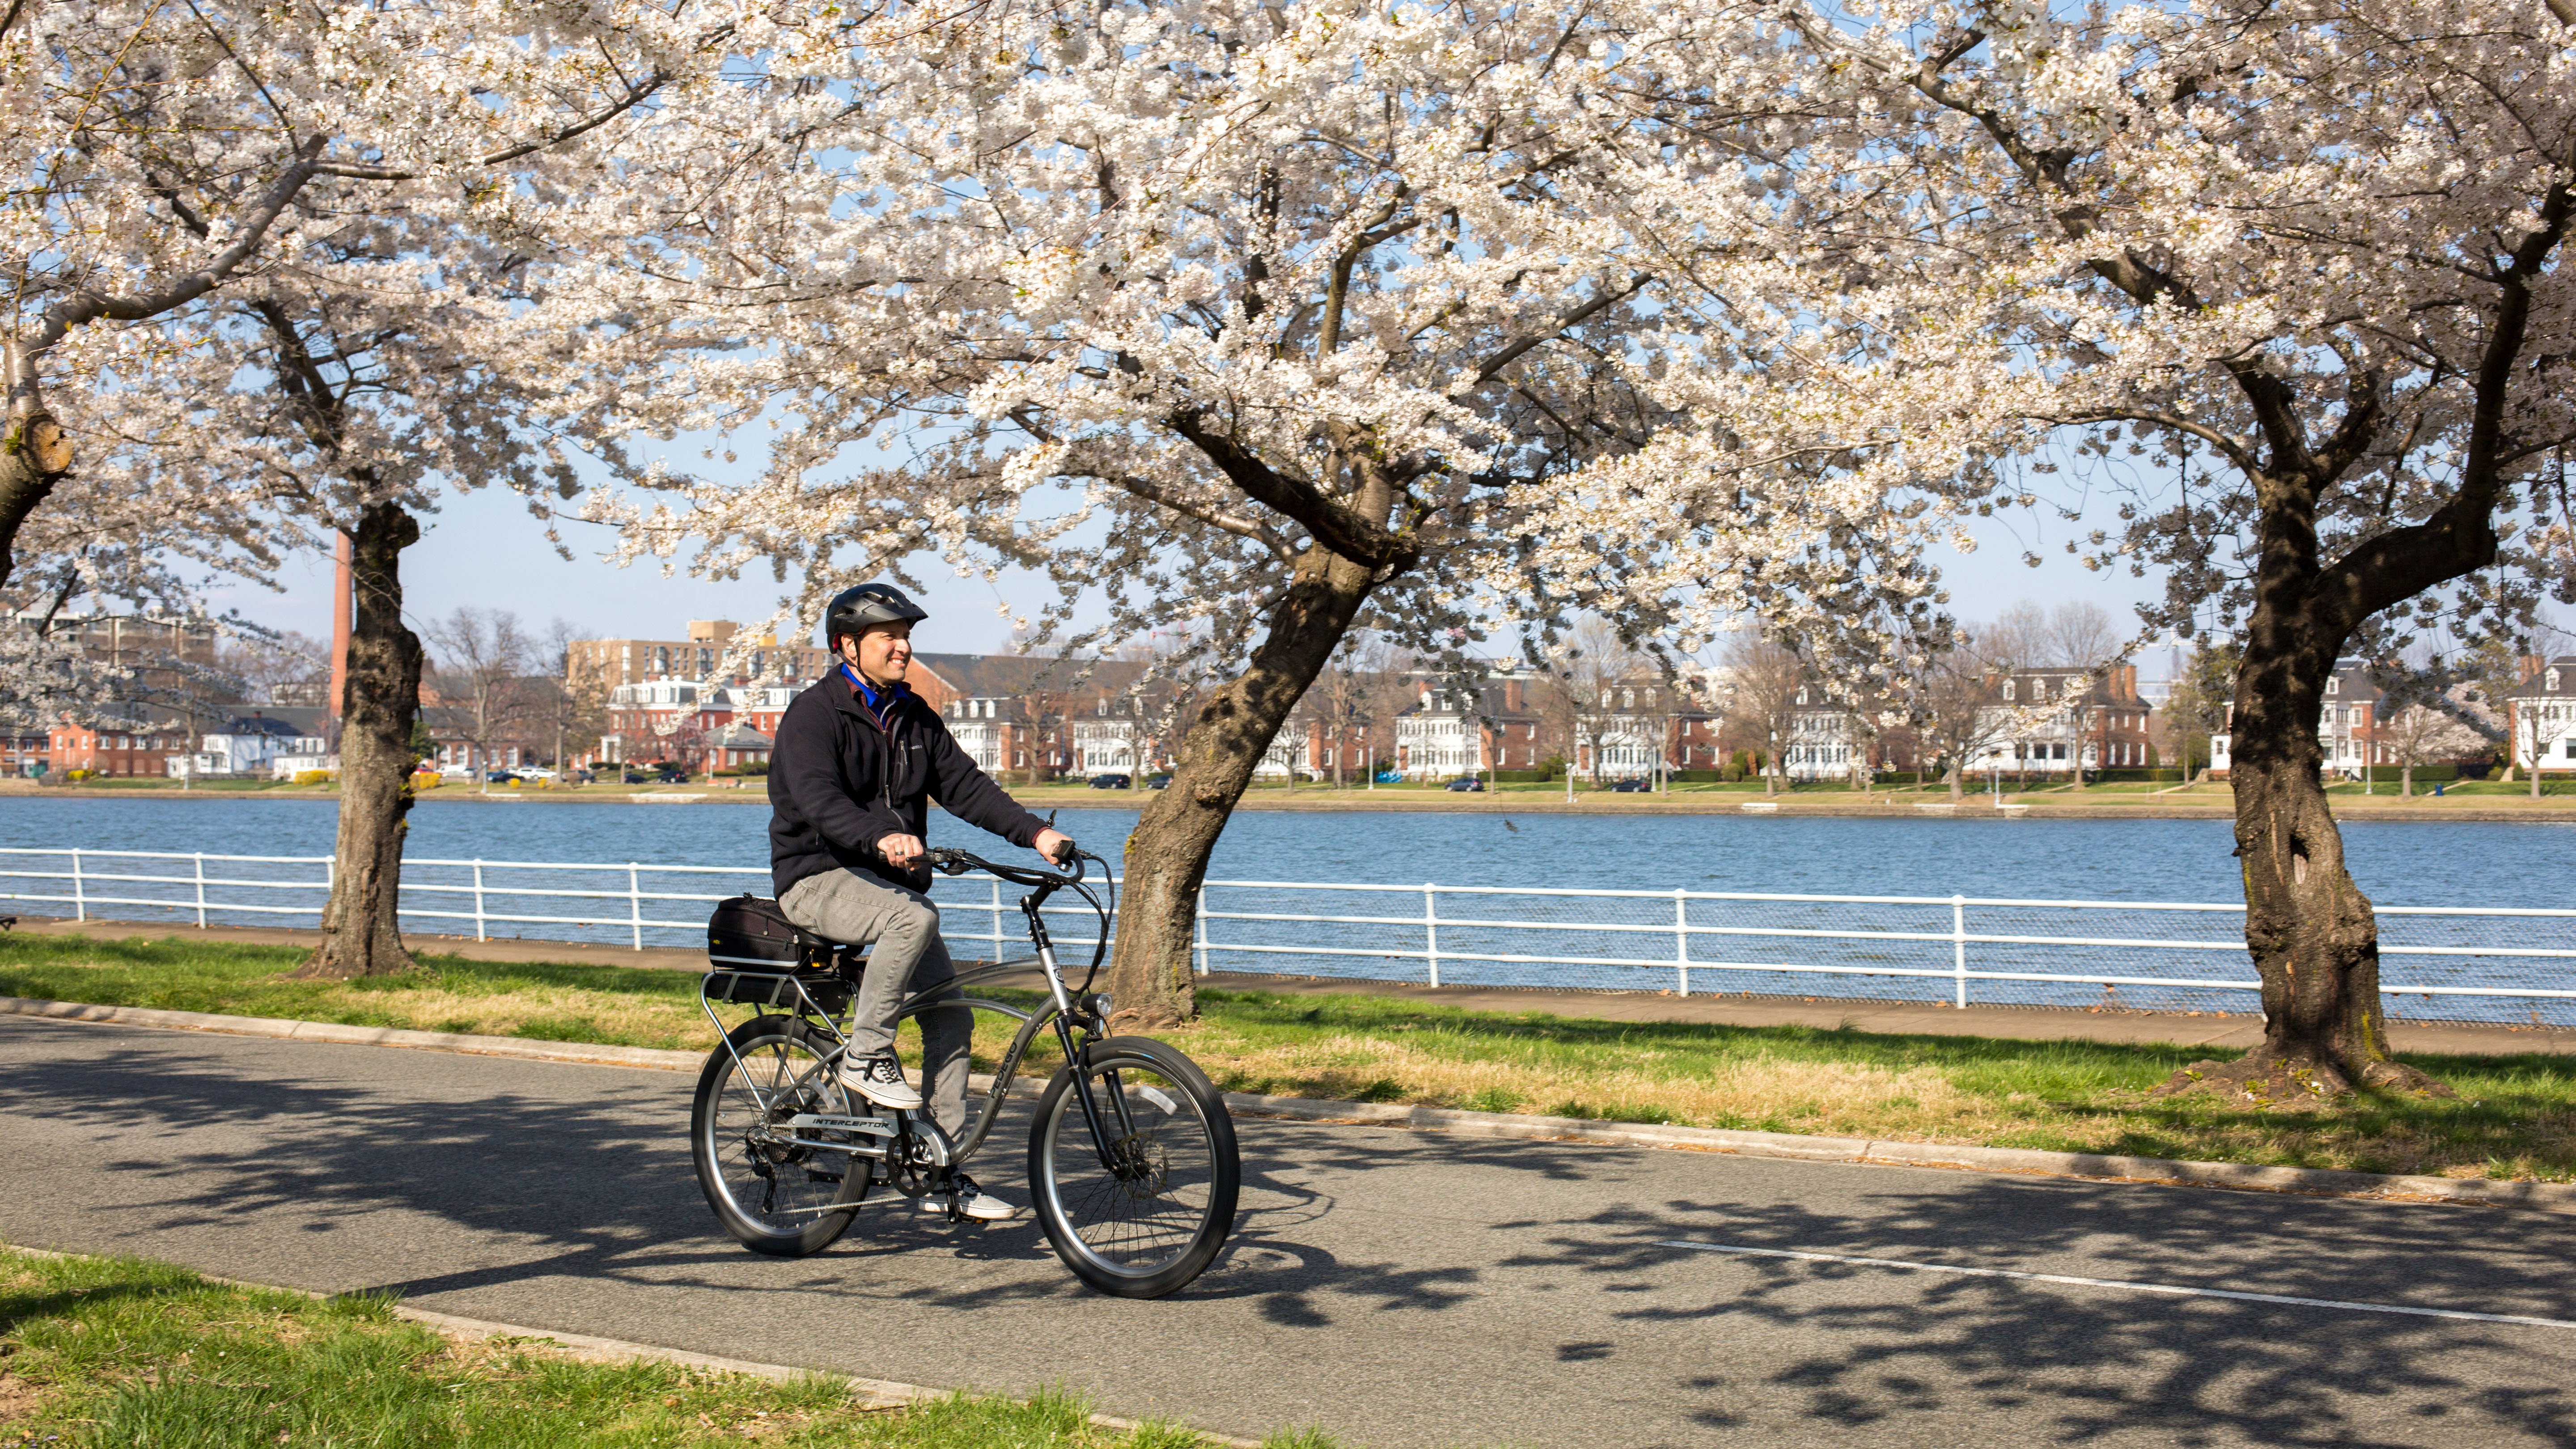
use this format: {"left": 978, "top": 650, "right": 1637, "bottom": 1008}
{"left": 769, "top": 582, "right": 1073, "bottom": 1223}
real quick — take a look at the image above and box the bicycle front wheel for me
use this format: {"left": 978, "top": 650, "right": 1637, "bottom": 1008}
{"left": 1029, "top": 1036, "right": 1240, "bottom": 1298}
{"left": 692, "top": 1014, "right": 872, "bottom": 1257}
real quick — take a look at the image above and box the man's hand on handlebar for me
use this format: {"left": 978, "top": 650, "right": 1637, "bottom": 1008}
{"left": 1033, "top": 827, "right": 1076, "bottom": 867}
{"left": 877, "top": 833, "right": 927, "bottom": 869}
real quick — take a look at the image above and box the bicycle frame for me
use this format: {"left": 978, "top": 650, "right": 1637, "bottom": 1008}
{"left": 698, "top": 851, "right": 1135, "bottom": 1181}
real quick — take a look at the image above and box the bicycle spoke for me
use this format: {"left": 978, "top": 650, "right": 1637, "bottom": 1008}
{"left": 701, "top": 1027, "right": 862, "bottom": 1239}
{"left": 1042, "top": 1067, "right": 1217, "bottom": 1272}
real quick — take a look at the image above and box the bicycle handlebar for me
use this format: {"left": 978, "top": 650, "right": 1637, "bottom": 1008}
{"left": 926, "top": 844, "right": 1087, "bottom": 887}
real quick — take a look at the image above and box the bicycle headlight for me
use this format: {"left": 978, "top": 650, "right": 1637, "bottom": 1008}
{"left": 1091, "top": 992, "right": 1113, "bottom": 1018}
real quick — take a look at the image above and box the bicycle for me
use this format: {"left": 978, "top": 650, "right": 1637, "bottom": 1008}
{"left": 687, "top": 847, "right": 1241, "bottom": 1299}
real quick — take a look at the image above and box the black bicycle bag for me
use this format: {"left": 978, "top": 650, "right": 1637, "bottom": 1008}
{"left": 705, "top": 895, "right": 859, "bottom": 1015}
{"left": 706, "top": 894, "right": 816, "bottom": 968}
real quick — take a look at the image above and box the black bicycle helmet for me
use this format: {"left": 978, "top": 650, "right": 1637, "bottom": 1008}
{"left": 823, "top": 582, "right": 929, "bottom": 646}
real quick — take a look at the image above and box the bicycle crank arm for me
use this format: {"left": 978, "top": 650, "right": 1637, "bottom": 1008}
{"left": 784, "top": 1112, "right": 897, "bottom": 1137}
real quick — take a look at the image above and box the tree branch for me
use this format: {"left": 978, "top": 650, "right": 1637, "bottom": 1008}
{"left": 1168, "top": 409, "right": 1410, "bottom": 568}
{"left": 1469, "top": 275, "right": 1646, "bottom": 388}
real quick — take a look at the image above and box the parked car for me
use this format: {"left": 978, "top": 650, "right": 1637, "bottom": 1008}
{"left": 1445, "top": 776, "right": 1484, "bottom": 792}
{"left": 1146, "top": 773, "right": 1173, "bottom": 789}
{"left": 1610, "top": 778, "right": 1652, "bottom": 793}
{"left": 1089, "top": 773, "right": 1132, "bottom": 790}
{"left": 516, "top": 767, "right": 557, "bottom": 782}
{"left": 484, "top": 770, "right": 521, "bottom": 784}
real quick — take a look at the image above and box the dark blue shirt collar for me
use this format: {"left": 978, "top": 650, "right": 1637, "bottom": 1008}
{"left": 841, "top": 662, "right": 905, "bottom": 720}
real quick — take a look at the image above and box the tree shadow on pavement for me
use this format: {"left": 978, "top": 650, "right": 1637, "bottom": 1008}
{"left": 10, "top": 1027, "right": 2575, "bottom": 1447}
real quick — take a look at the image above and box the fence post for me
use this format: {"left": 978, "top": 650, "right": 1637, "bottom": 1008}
{"left": 628, "top": 863, "right": 644, "bottom": 950}
{"left": 1194, "top": 887, "right": 1209, "bottom": 976}
{"left": 193, "top": 853, "right": 208, "bottom": 929}
{"left": 1952, "top": 894, "right": 1968, "bottom": 1009}
{"left": 473, "top": 860, "right": 488, "bottom": 941}
{"left": 70, "top": 849, "right": 84, "bottom": 922}
{"left": 1424, "top": 883, "right": 1441, "bottom": 988}
{"left": 1675, "top": 888, "right": 1690, "bottom": 996}
{"left": 991, "top": 877, "right": 1004, "bottom": 964}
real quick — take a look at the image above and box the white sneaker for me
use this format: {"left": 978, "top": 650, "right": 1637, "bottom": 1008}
{"left": 922, "top": 1173, "right": 1024, "bottom": 1223}
{"left": 838, "top": 1051, "right": 923, "bottom": 1110}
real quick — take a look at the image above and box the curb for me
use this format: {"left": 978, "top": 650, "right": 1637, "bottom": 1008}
{"left": 1219, "top": 1093, "right": 2576, "bottom": 1213}
{"left": 0, "top": 1243, "right": 1261, "bottom": 1447}
{"left": 11, "top": 995, "right": 2572, "bottom": 1215}
{"left": 0, "top": 995, "right": 707, "bottom": 1072}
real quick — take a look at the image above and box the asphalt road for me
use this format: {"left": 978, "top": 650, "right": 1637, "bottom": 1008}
{"left": 4, "top": 1016, "right": 2572, "bottom": 1448}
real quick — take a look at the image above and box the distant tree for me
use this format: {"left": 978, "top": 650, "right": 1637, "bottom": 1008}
{"left": 1544, "top": 618, "right": 1651, "bottom": 788}
{"left": 1915, "top": 645, "right": 2014, "bottom": 801}
{"left": 425, "top": 609, "right": 541, "bottom": 793}
{"left": 1720, "top": 634, "right": 1808, "bottom": 798}
{"left": 2158, "top": 644, "right": 2240, "bottom": 780}
{"left": 1308, "top": 633, "right": 1389, "bottom": 788}
{"left": 528, "top": 619, "right": 610, "bottom": 773}
{"left": 2379, "top": 705, "right": 2484, "bottom": 799}
{"left": 221, "top": 633, "right": 330, "bottom": 707}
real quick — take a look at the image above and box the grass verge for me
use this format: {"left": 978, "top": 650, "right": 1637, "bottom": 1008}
{"left": 0, "top": 1244, "right": 1309, "bottom": 1448}
{"left": 5, "top": 932, "right": 2572, "bottom": 1183}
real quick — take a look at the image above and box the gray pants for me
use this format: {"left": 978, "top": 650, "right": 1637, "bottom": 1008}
{"left": 778, "top": 867, "right": 972, "bottom": 1136}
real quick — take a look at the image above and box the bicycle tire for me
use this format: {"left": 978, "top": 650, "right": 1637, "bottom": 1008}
{"left": 691, "top": 1014, "right": 872, "bottom": 1257}
{"left": 1028, "top": 1036, "right": 1240, "bottom": 1298}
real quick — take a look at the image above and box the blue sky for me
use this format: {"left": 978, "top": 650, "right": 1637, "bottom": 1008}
{"left": 203, "top": 478, "right": 2181, "bottom": 674}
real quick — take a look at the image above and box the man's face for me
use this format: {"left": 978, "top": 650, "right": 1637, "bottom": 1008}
{"left": 842, "top": 621, "right": 913, "bottom": 685}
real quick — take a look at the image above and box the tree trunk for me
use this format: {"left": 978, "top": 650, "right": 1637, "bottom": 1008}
{"left": 2152, "top": 608, "right": 2451, "bottom": 1103}
{"left": 2402, "top": 763, "right": 2413, "bottom": 798}
{"left": 1946, "top": 761, "right": 1963, "bottom": 801}
{"left": 1106, "top": 545, "right": 1377, "bottom": 1030}
{"left": 0, "top": 391, "right": 75, "bottom": 591}
{"left": 293, "top": 502, "right": 424, "bottom": 979}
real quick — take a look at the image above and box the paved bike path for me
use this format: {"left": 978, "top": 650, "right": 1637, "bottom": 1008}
{"left": 3, "top": 1014, "right": 2572, "bottom": 1448}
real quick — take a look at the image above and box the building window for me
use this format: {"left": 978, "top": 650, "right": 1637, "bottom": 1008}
{"left": 2001, "top": 681, "right": 2015, "bottom": 702}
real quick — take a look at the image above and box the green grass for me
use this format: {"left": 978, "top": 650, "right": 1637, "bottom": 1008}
{"left": 5, "top": 932, "right": 2573, "bottom": 1182}
{"left": 0, "top": 1245, "right": 1308, "bottom": 1448}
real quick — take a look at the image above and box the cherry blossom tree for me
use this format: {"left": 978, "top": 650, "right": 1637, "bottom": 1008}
{"left": 1770, "top": 0, "right": 2576, "bottom": 1097}
{"left": 0, "top": 0, "right": 727, "bottom": 592}
{"left": 568, "top": 0, "right": 1946, "bottom": 1026}
{"left": 38, "top": 1, "right": 785, "bottom": 975}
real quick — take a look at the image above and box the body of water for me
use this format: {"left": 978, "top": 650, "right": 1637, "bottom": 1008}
{"left": 3, "top": 795, "right": 2570, "bottom": 1024}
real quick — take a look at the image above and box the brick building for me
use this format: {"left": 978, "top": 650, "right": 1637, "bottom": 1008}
{"left": 567, "top": 620, "right": 834, "bottom": 693}
{"left": 49, "top": 718, "right": 186, "bottom": 777}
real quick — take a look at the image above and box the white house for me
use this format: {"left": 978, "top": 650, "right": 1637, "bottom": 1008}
{"left": 2208, "top": 659, "right": 2421, "bottom": 777}
{"left": 2504, "top": 656, "right": 2576, "bottom": 772}
{"left": 1964, "top": 666, "right": 2156, "bottom": 778}
{"left": 167, "top": 712, "right": 329, "bottom": 779}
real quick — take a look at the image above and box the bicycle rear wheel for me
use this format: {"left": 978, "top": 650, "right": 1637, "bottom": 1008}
{"left": 692, "top": 1014, "right": 872, "bottom": 1256}
{"left": 1029, "top": 1036, "right": 1239, "bottom": 1298}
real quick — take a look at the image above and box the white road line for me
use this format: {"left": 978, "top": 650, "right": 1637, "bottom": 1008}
{"left": 1655, "top": 1241, "right": 2576, "bottom": 1330}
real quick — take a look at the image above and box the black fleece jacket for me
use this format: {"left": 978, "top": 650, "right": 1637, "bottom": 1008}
{"left": 767, "top": 669, "right": 1050, "bottom": 898}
